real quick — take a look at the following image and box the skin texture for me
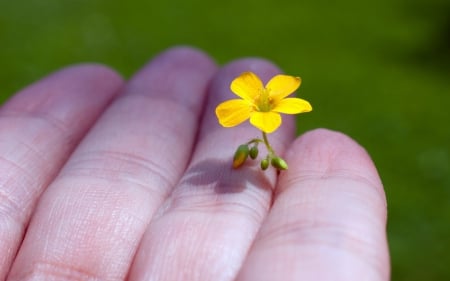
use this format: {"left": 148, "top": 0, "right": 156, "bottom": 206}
{"left": 0, "top": 47, "right": 389, "bottom": 281}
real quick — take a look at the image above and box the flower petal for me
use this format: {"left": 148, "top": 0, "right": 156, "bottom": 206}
{"left": 272, "top": 98, "right": 312, "bottom": 114}
{"left": 230, "top": 72, "right": 263, "bottom": 102}
{"left": 266, "top": 75, "right": 301, "bottom": 100}
{"left": 215, "top": 99, "right": 252, "bottom": 127}
{"left": 249, "top": 111, "right": 282, "bottom": 133}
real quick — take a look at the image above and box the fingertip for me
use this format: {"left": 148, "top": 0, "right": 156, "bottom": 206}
{"left": 2, "top": 63, "right": 124, "bottom": 122}
{"left": 219, "top": 58, "right": 282, "bottom": 86}
{"left": 131, "top": 46, "right": 218, "bottom": 82}
{"left": 123, "top": 46, "right": 217, "bottom": 114}
{"left": 284, "top": 128, "right": 384, "bottom": 194}
{"left": 63, "top": 63, "right": 125, "bottom": 98}
{"left": 45, "top": 63, "right": 124, "bottom": 91}
{"left": 159, "top": 45, "right": 217, "bottom": 66}
{"left": 9, "top": 63, "right": 122, "bottom": 103}
{"left": 155, "top": 46, "right": 219, "bottom": 75}
{"left": 69, "top": 63, "right": 124, "bottom": 84}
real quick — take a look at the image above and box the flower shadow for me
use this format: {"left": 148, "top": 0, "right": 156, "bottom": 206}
{"left": 180, "top": 158, "right": 274, "bottom": 194}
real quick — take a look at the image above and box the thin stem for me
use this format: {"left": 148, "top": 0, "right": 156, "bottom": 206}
{"left": 246, "top": 138, "right": 263, "bottom": 145}
{"left": 262, "top": 131, "right": 275, "bottom": 156}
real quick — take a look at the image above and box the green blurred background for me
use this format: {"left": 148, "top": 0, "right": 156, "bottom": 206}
{"left": 1, "top": 0, "right": 449, "bottom": 279}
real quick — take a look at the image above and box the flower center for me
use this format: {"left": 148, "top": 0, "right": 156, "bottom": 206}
{"left": 255, "top": 88, "right": 273, "bottom": 112}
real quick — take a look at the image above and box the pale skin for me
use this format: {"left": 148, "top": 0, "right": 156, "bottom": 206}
{"left": 0, "top": 47, "right": 390, "bottom": 281}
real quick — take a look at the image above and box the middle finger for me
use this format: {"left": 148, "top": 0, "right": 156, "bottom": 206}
{"left": 129, "top": 58, "right": 297, "bottom": 281}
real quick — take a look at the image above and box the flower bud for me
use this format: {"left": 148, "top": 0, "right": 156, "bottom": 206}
{"left": 260, "top": 158, "right": 269, "bottom": 170}
{"left": 233, "top": 144, "right": 249, "bottom": 169}
{"left": 249, "top": 146, "right": 259, "bottom": 159}
{"left": 271, "top": 156, "right": 288, "bottom": 170}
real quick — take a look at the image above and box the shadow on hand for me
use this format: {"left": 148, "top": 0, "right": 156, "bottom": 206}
{"left": 180, "top": 158, "right": 274, "bottom": 194}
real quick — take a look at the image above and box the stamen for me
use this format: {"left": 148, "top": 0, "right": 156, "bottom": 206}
{"left": 257, "top": 89, "right": 272, "bottom": 112}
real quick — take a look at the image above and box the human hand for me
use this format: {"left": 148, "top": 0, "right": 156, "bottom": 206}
{"left": 1, "top": 47, "right": 389, "bottom": 281}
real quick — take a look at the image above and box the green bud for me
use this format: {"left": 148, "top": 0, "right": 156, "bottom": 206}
{"left": 271, "top": 156, "right": 288, "bottom": 170}
{"left": 260, "top": 158, "right": 269, "bottom": 170}
{"left": 233, "top": 144, "right": 249, "bottom": 169}
{"left": 249, "top": 146, "right": 259, "bottom": 159}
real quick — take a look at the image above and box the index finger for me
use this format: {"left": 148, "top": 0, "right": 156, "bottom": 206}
{"left": 236, "top": 129, "right": 390, "bottom": 281}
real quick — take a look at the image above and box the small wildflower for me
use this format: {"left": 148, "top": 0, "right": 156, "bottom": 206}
{"left": 216, "top": 71, "right": 312, "bottom": 171}
{"left": 215, "top": 72, "right": 312, "bottom": 133}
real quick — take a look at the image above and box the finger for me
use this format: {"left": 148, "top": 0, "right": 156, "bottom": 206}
{"left": 0, "top": 65, "right": 122, "bottom": 279}
{"left": 236, "top": 129, "right": 390, "bottom": 281}
{"left": 128, "top": 59, "right": 297, "bottom": 281}
{"left": 7, "top": 47, "right": 217, "bottom": 280}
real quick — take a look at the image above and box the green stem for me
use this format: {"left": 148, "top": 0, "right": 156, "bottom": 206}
{"left": 262, "top": 132, "right": 275, "bottom": 156}
{"left": 246, "top": 138, "right": 263, "bottom": 145}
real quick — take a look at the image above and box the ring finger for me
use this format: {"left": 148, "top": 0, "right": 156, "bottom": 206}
{"left": 7, "top": 47, "right": 217, "bottom": 281}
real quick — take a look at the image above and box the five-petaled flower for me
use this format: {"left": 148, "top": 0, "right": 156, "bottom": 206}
{"left": 215, "top": 72, "right": 312, "bottom": 133}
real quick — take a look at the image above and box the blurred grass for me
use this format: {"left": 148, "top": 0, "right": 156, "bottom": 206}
{"left": 1, "top": 0, "right": 449, "bottom": 279}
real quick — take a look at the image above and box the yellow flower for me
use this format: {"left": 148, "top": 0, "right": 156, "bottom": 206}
{"left": 215, "top": 72, "right": 312, "bottom": 133}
